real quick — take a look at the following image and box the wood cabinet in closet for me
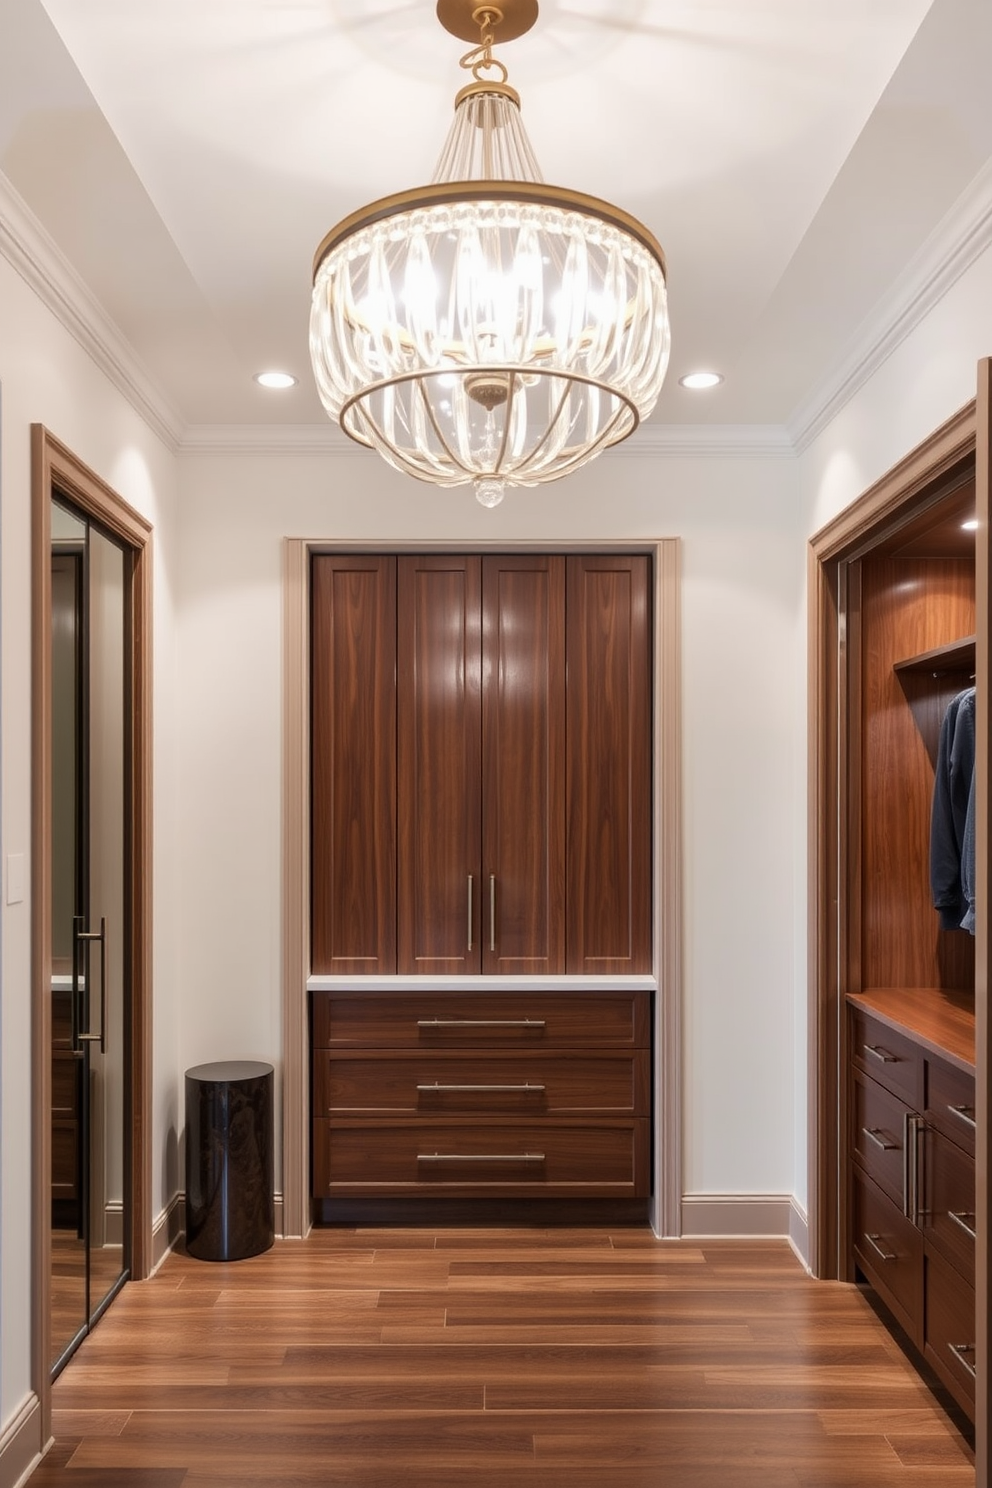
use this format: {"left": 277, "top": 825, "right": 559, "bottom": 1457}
{"left": 839, "top": 483, "right": 977, "bottom": 1421}
{"left": 310, "top": 551, "right": 653, "bottom": 976}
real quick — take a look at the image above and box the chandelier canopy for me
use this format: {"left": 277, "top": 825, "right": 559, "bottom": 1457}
{"left": 309, "top": 0, "right": 670, "bottom": 506}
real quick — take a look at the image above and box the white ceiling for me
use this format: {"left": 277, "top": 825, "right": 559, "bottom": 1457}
{"left": 2, "top": 0, "right": 991, "bottom": 438}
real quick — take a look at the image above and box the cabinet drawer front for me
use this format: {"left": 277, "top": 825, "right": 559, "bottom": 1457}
{"left": 850, "top": 1008, "right": 922, "bottom": 1107}
{"left": 926, "top": 1057, "right": 976, "bottom": 1157}
{"left": 313, "top": 1118, "right": 649, "bottom": 1196}
{"left": 924, "top": 1247, "right": 976, "bottom": 1416}
{"left": 314, "top": 1051, "right": 649, "bottom": 1116}
{"left": 850, "top": 1069, "right": 908, "bottom": 1207}
{"left": 51, "top": 1052, "right": 81, "bottom": 1116}
{"left": 924, "top": 1128, "right": 975, "bottom": 1286}
{"left": 312, "top": 990, "right": 650, "bottom": 1049}
{"left": 851, "top": 1169, "right": 923, "bottom": 1345}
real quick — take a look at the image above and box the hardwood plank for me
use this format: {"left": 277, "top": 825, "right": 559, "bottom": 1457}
{"left": 28, "top": 1230, "right": 974, "bottom": 1488}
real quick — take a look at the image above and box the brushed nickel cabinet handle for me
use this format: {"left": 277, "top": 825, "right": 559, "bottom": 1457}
{"left": 947, "top": 1103, "right": 977, "bottom": 1130}
{"left": 467, "top": 874, "right": 473, "bottom": 953}
{"left": 417, "top": 1018, "right": 546, "bottom": 1029}
{"left": 417, "top": 1083, "right": 546, "bottom": 1093}
{"left": 489, "top": 874, "right": 496, "bottom": 952}
{"left": 903, "top": 1113, "right": 923, "bottom": 1224}
{"left": 417, "top": 1151, "right": 545, "bottom": 1163}
{"left": 948, "top": 1210, "right": 977, "bottom": 1240}
{"left": 862, "top": 1126, "right": 898, "bottom": 1151}
{"left": 948, "top": 1342, "right": 977, "bottom": 1378}
{"left": 863, "top": 1043, "right": 897, "bottom": 1064}
{"left": 863, "top": 1232, "right": 897, "bottom": 1263}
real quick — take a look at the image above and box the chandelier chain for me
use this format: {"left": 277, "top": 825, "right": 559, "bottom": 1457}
{"left": 460, "top": 6, "right": 509, "bottom": 86}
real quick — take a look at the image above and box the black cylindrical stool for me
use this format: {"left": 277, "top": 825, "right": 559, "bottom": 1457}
{"left": 185, "top": 1060, "right": 274, "bottom": 1261}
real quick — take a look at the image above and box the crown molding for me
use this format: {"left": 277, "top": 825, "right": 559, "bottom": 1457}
{"left": 0, "top": 170, "right": 184, "bottom": 451}
{"left": 177, "top": 419, "right": 796, "bottom": 460}
{"left": 788, "top": 156, "right": 992, "bottom": 454}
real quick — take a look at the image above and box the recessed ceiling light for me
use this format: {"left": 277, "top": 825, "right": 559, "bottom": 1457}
{"left": 962, "top": 518, "right": 979, "bottom": 531}
{"left": 254, "top": 370, "right": 297, "bottom": 390}
{"left": 679, "top": 371, "right": 724, "bottom": 390}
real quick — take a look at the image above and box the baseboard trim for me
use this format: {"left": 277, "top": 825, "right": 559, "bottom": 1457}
{"left": 155, "top": 1192, "right": 287, "bottom": 1268}
{"left": 150, "top": 1193, "right": 184, "bottom": 1274}
{"left": 680, "top": 1193, "right": 799, "bottom": 1240}
{"left": 0, "top": 1393, "right": 45, "bottom": 1488}
{"left": 788, "top": 1196, "right": 811, "bottom": 1270}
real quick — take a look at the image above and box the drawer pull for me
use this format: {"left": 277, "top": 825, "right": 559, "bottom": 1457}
{"left": 863, "top": 1043, "right": 897, "bottom": 1064}
{"left": 861, "top": 1126, "right": 898, "bottom": 1152}
{"left": 417, "top": 1083, "right": 546, "bottom": 1094}
{"left": 417, "top": 1018, "right": 547, "bottom": 1030}
{"left": 947, "top": 1103, "right": 977, "bottom": 1130}
{"left": 417, "top": 1151, "right": 545, "bottom": 1163}
{"left": 948, "top": 1210, "right": 977, "bottom": 1240}
{"left": 862, "top": 1232, "right": 896, "bottom": 1263}
{"left": 948, "top": 1342, "right": 977, "bottom": 1379}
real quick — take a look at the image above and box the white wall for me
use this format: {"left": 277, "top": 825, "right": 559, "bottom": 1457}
{"left": 0, "top": 249, "right": 181, "bottom": 1432}
{"left": 176, "top": 446, "right": 805, "bottom": 1203}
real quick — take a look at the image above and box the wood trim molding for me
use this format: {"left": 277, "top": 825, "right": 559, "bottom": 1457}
{"left": 281, "top": 539, "right": 310, "bottom": 1240}
{"left": 975, "top": 357, "right": 991, "bottom": 1486}
{"left": 280, "top": 537, "right": 683, "bottom": 1242}
{"left": 810, "top": 400, "right": 976, "bottom": 564}
{"left": 30, "top": 426, "right": 154, "bottom": 1450}
{"left": 680, "top": 1194, "right": 801, "bottom": 1242}
{"left": 654, "top": 537, "right": 682, "bottom": 1238}
{"left": 0, "top": 1392, "right": 44, "bottom": 1488}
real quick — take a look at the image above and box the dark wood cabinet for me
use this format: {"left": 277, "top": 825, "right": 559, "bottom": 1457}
{"left": 311, "top": 551, "right": 651, "bottom": 976}
{"left": 396, "top": 554, "right": 565, "bottom": 975}
{"left": 566, "top": 556, "right": 652, "bottom": 973}
{"left": 311, "top": 555, "right": 396, "bottom": 975}
{"left": 311, "top": 987, "right": 652, "bottom": 1204}
{"left": 847, "top": 992, "right": 976, "bottom": 1420}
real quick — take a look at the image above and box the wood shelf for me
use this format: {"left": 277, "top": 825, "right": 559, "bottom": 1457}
{"left": 847, "top": 987, "right": 975, "bottom": 1072}
{"left": 893, "top": 635, "right": 975, "bottom": 676}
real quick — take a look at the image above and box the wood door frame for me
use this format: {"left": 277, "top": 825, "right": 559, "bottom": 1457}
{"left": 282, "top": 537, "right": 683, "bottom": 1241}
{"left": 807, "top": 392, "right": 987, "bottom": 1467}
{"left": 31, "top": 426, "right": 153, "bottom": 1442}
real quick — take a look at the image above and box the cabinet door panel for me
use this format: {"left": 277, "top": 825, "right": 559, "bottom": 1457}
{"left": 566, "top": 555, "right": 652, "bottom": 972}
{"left": 311, "top": 556, "right": 396, "bottom": 973}
{"left": 397, "top": 556, "right": 482, "bottom": 973}
{"left": 482, "top": 555, "right": 566, "bottom": 973}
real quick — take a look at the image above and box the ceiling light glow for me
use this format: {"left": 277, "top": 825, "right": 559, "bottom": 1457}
{"left": 255, "top": 371, "right": 297, "bottom": 390}
{"left": 679, "top": 371, "right": 723, "bottom": 390}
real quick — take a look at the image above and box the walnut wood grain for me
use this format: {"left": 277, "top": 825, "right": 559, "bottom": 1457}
{"left": 851, "top": 1167, "right": 924, "bottom": 1345}
{"left": 481, "top": 555, "right": 566, "bottom": 974}
{"left": 311, "top": 989, "right": 651, "bottom": 1049}
{"left": 925, "top": 1246, "right": 977, "bottom": 1415}
{"left": 924, "top": 1127, "right": 977, "bottom": 1287}
{"left": 310, "top": 555, "right": 397, "bottom": 973}
{"left": 566, "top": 555, "right": 652, "bottom": 973}
{"left": 397, "top": 556, "right": 483, "bottom": 974}
{"left": 32, "top": 1231, "right": 974, "bottom": 1487}
{"left": 850, "top": 1067, "right": 908, "bottom": 1209}
{"left": 312, "top": 1117, "right": 649, "bottom": 1196}
{"left": 848, "top": 989, "right": 975, "bottom": 1072}
{"left": 313, "top": 1049, "right": 650, "bottom": 1116}
{"left": 859, "top": 554, "right": 975, "bottom": 992}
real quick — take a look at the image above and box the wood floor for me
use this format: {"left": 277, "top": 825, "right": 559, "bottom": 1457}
{"left": 30, "top": 1227, "right": 974, "bottom": 1487}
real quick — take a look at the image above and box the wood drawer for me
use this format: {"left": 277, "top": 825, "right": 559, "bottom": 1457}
{"left": 851, "top": 1168, "right": 923, "bottom": 1345}
{"left": 850, "top": 1008, "right": 922, "bottom": 1108}
{"left": 850, "top": 1068, "right": 908, "bottom": 1208}
{"left": 312, "top": 989, "right": 650, "bottom": 1050}
{"left": 924, "top": 1246, "right": 976, "bottom": 1417}
{"left": 314, "top": 1049, "right": 650, "bottom": 1116}
{"left": 313, "top": 1117, "right": 650, "bottom": 1197}
{"left": 923, "top": 1127, "right": 975, "bottom": 1287}
{"left": 925, "top": 1057, "right": 976, "bottom": 1157}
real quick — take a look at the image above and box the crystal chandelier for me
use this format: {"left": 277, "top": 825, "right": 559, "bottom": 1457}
{"left": 309, "top": 0, "right": 670, "bottom": 507}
